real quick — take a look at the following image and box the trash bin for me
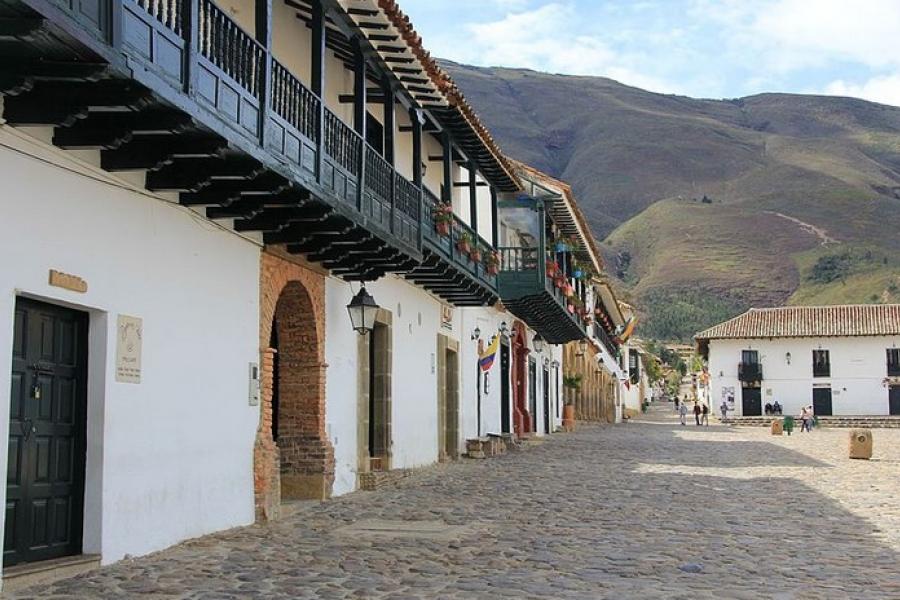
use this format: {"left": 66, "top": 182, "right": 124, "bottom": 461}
{"left": 849, "top": 429, "right": 873, "bottom": 460}
{"left": 782, "top": 416, "right": 794, "bottom": 435}
{"left": 770, "top": 420, "right": 783, "bottom": 435}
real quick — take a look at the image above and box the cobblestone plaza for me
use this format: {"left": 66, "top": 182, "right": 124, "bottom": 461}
{"left": 13, "top": 407, "right": 900, "bottom": 599}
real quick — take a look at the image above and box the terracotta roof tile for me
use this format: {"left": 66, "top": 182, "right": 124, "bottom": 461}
{"left": 696, "top": 305, "right": 900, "bottom": 340}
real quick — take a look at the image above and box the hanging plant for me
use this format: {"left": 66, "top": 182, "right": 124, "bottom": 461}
{"left": 546, "top": 260, "right": 559, "bottom": 276}
{"left": 456, "top": 231, "right": 472, "bottom": 254}
{"left": 469, "top": 244, "right": 483, "bottom": 263}
{"left": 485, "top": 251, "right": 502, "bottom": 275}
{"left": 433, "top": 203, "right": 453, "bottom": 237}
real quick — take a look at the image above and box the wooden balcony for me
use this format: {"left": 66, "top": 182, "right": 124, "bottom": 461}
{"left": 0, "top": 0, "right": 498, "bottom": 300}
{"left": 496, "top": 247, "right": 586, "bottom": 344}
{"left": 405, "top": 189, "right": 498, "bottom": 305}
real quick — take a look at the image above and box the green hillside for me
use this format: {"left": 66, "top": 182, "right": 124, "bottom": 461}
{"left": 444, "top": 62, "right": 900, "bottom": 340}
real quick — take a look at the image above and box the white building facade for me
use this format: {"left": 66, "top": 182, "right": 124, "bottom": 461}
{"left": 697, "top": 305, "right": 900, "bottom": 417}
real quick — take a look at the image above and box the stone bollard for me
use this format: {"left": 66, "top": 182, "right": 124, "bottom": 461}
{"left": 770, "top": 420, "right": 783, "bottom": 435}
{"left": 849, "top": 429, "right": 873, "bottom": 460}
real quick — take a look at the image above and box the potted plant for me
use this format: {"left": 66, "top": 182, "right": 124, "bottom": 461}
{"left": 554, "top": 274, "right": 566, "bottom": 289}
{"left": 562, "top": 373, "right": 582, "bottom": 431}
{"left": 469, "top": 244, "right": 483, "bottom": 263}
{"left": 554, "top": 238, "right": 569, "bottom": 253}
{"left": 456, "top": 231, "right": 472, "bottom": 254}
{"left": 546, "top": 260, "right": 558, "bottom": 277}
{"left": 485, "top": 251, "right": 501, "bottom": 275}
{"left": 433, "top": 203, "right": 453, "bottom": 237}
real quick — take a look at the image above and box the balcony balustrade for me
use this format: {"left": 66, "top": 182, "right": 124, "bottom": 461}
{"left": 738, "top": 362, "right": 763, "bottom": 383}
{"left": 0, "top": 0, "right": 499, "bottom": 302}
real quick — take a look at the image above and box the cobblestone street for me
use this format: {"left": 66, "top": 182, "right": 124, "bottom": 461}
{"left": 13, "top": 406, "right": 900, "bottom": 599}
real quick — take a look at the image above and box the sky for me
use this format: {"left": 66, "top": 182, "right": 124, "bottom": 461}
{"left": 399, "top": 0, "right": 900, "bottom": 106}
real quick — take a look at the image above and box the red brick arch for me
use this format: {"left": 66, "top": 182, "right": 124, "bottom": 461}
{"left": 254, "top": 251, "right": 334, "bottom": 521}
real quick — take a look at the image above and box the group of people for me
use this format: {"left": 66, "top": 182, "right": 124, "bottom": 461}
{"left": 676, "top": 396, "right": 709, "bottom": 426}
{"left": 764, "top": 401, "right": 783, "bottom": 415}
{"left": 798, "top": 405, "right": 816, "bottom": 432}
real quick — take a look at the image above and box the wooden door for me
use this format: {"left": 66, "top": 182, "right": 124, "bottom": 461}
{"left": 542, "top": 368, "right": 550, "bottom": 433}
{"left": 812, "top": 387, "right": 833, "bottom": 416}
{"left": 889, "top": 386, "right": 900, "bottom": 416}
{"left": 527, "top": 359, "right": 537, "bottom": 433}
{"left": 500, "top": 343, "right": 510, "bottom": 434}
{"left": 741, "top": 387, "right": 762, "bottom": 416}
{"left": 5, "top": 298, "right": 88, "bottom": 567}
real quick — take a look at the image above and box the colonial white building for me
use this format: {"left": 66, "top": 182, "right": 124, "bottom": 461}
{"left": 697, "top": 305, "right": 900, "bottom": 417}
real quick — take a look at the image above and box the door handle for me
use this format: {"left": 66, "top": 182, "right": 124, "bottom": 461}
{"left": 20, "top": 419, "right": 36, "bottom": 441}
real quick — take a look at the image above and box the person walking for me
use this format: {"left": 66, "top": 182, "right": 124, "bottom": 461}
{"left": 679, "top": 401, "right": 688, "bottom": 426}
{"left": 719, "top": 400, "right": 728, "bottom": 422}
{"left": 701, "top": 402, "right": 709, "bottom": 426}
{"left": 693, "top": 401, "right": 701, "bottom": 426}
{"left": 799, "top": 406, "right": 810, "bottom": 433}
{"left": 674, "top": 395, "right": 680, "bottom": 413}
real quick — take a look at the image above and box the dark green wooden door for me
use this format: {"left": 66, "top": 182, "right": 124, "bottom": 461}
{"left": 812, "top": 387, "right": 833, "bottom": 416}
{"left": 5, "top": 298, "right": 88, "bottom": 567}
{"left": 890, "top": 387, "right": 900, "bottom": 416}
{"left": 741, "top": 387, "right": 762, "bottom": 416}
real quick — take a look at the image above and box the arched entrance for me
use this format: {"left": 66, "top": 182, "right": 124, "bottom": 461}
{"left": 511, "top": 322, "right": 532, "bottom": 435}
{"left": 255, "top": 254, "right": 333, "bottom": 520}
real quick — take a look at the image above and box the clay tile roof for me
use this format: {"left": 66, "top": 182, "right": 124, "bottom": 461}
{"left": 339, "top": 0, "right": 520, "bottom": 190}
{"left": 696, "top": 305, "right": 900, "bottom": 340}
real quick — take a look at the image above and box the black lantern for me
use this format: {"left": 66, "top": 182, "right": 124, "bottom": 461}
{"left": 347, "top": 285, "right": 379, "bottom": 335}
{"left": 533, "top": 333, "right": 545, "bottom": 354}
{"left": 577, "top": 338, "right": 587, "bottom": 356}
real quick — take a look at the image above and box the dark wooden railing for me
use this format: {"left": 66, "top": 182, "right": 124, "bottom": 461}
{"left": 365, "top": 146, "right": 392, "bottom": 202}
{"left": 198, "top": 0, "right": 264, "bottom": 97}
{"left": 325, "top": 110, "right": 362, "bottom": 176}
{"left": 271, "top": 59, "right": 318, "bottom": 140}
{"left": 395, "top": 173, "right": 420, "bottom": 221}
{"left": 134, "top": 0, "right": 182, "bottom": 33}
{"left": 593, "top": 322, "right": 618, "bottom": 357}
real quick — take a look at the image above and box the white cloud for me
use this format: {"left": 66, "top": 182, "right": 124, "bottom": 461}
{"left": 456, "top": 3, "right": 683, "bottom": 94}
{"left": 824, "top": 74, "right": 900, "bottom": 107}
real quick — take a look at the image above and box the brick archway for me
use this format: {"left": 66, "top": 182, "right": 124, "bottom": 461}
{"left": 255, "top": 252, "right": 333, "bottom": 521}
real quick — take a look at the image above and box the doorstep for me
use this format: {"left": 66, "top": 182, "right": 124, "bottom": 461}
{"left": 2, "top": 554, "right": 101, "bottom": 593}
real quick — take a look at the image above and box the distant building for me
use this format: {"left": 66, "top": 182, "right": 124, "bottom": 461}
{"left": 696, "top": 305, "right": 900, "bottom": 417}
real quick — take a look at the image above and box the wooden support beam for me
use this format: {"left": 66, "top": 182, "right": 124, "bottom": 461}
{"left": 468, "top": 159, "right": 478, "bottom": 234}
{"left": 441, "top": 132, "right": 452, "bottom": 203}
{"left": 311, "top": 0, "right": 326, "bottom": 180}
{"left": 101, "top": 136, "right": 227, "bottom": 171}
{"left": 382, "top": 76, "right": 395, "bottom": 166}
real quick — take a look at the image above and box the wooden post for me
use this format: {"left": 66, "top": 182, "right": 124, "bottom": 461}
{"left": 353, "top": 38, "right": 367, "bottom": 211}
{"left": 410, "top": 107, "right": 423, "bottom": 249}
{"left": 382, "top": 76, "right": 395, "bottom": 166}
{"left": 490, "top": 186, "right": 499, "bottom": 248}
{"left": 255, "top": 0, "right": 272, "bottom": 147}
{"left": 311, "top": 0, "right": 326, "bottom": 180}
{"left": 468, "top": 160, "right": 478, "bottom": 236}
{"left": 181, "top": 0, "right": 199, "bottom": 95}
{"left": 441, "top": 131, "right": 452, "bottom": 203}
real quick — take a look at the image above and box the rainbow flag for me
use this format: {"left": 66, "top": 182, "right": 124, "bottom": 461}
{"left": 479, "top": 335, "right": 499, "bottom": 372}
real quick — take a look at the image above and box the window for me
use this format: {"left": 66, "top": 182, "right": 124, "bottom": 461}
{"left": 888, "top": 349, "right": 900, "bottom": 376}
{"left": 628, "top": 349, "right": 639, "bottom": 384}
{"left": 812, "top": 349, "right": 830, "bottom": 378}
{"left": 742, "top": 350, "right": 759, "bottom": 365}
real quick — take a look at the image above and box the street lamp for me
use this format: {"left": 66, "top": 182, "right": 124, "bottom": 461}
{"left": 499, "top": 321, "right": 510, "bottom": 336}
{"left": 551, "top": 359, "right": 560, "bottom": 369}
{"left": 346, "top": 285, "right": 379, "bottom": 335}
{"left": 533, "top": 333, "right": 545, "bottom": 354}
{"left": 471, "top": 326, "right": 481, "bottom": 341}
{"left": 577, "top": 338, "right": 587, "bottom": 357}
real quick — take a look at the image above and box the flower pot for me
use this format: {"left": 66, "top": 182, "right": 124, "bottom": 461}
{"left": 456, "top": 240, "right": 470, "bottom": 254}
{"left": 555, "top": 242, "right": 568, "bottom": 253}
{"left": 435, "top": 221, "right": 450, "bottom": 237}
{"left": 567, "top": 304, "right": 575, "bottom": 313}
{"left": 555, "top": 277, "right": 565, "bottom": 289}
{"left": 487, "top": 265, "right": 499, "bottom": 276}
{"left": 574, "top": 269, "right": 583, "bottom": 279}
{"left": 563, "top": 405, "right": 576, "bottom": 432}
{"left": 470, "top": 250, "right": 482, "bottom": 263}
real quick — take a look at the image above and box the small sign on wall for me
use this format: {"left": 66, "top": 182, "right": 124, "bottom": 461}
{"left": 116, "top": 314, "right": 143, "bottom": 384}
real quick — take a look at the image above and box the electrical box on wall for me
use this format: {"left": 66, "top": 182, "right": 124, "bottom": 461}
{"left": 248, "top": 362, "right": 260, "bottom": 406}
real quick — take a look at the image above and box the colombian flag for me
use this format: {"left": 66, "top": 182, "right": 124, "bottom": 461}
{"left": 479, "top": 335, "right": 499, "bottom": 372}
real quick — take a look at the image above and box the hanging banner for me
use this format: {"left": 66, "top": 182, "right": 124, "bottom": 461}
{"left": 479, "top": 335, "right": 499, "bottom": 372}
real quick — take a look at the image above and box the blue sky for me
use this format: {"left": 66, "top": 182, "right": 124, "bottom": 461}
{"left": 400, "top": 0, "right": 900, "bottom": 106}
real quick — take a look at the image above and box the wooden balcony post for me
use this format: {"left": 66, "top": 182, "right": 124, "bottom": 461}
{"left": 382, "top": 75, "right": 395, "bottom": 167}
{"left": 182, "top": 0, "right": 199, "bottom": 95}
{"left": 255, "top": 0, "right": 272, "bottom": 148}
{"left": 311, "top": 0, "right": 326, "bottom": 180}
{"left": 490, "top": 186, "right": 499, "bottom": 247}
{"left": 353, "top": 38, "right": 367, "bottom": 211}
{"left": 410, "top": 107, "right": 424, "bottom": 250}
{"left": 441, "top": 131, "right": 452, "bottom": 203}
{"left": 109, "top": 0, "right": 123, "bottom": 49}
{"left": 468, "top": 159, "right": 478, "bottom": 235}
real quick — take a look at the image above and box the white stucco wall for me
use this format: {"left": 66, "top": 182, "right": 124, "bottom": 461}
{"left": 707, "top": 336, "right": 900, "bottom": 416}
{"left": 0, "top": 128, "right": 261, "bottom": 576}
{"left": 324, "top": 275, "right": 446, "bottom": 496}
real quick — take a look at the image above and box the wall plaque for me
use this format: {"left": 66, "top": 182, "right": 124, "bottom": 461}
{"left": 49, "top": 269, "right": 87, "bottom": 293}
{"left": 116, "top": 314, "right": 143, "bottom": 384}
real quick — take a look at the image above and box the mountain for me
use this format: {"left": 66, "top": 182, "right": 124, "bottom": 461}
{"left": 443, "top": 61, "right": 900, "bottom": 341}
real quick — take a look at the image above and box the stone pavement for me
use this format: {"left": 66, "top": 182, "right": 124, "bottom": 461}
{"left": 10, "top": 405, "right": 900, "bottom": 599}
